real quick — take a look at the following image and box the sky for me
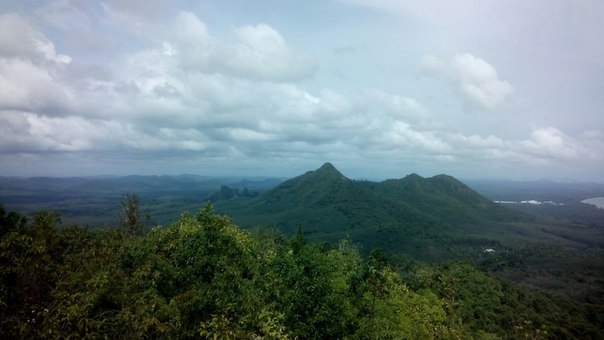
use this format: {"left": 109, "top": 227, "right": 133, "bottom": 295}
{"left": 0, "top": 0, "right": 603, "bottom": 181}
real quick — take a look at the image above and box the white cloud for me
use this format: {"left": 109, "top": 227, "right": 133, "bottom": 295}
{"left": 0, "top": 58, "right": 74, "bottom": 114}
{"left": 224, "top": 128, "right": 276, "bottom": 142}
{"left": 218, "top": 23, "right": 317, "bottom": 81}
{"left": 169, "top": 11, "right": 214, "bottom": 68}
{"left": 0, "top": 8, "right": 438, "bottom": 161}
{"left": 149, "top": 12, "right": 317, "bottom": 82}
{"left": 0, "top": 13, "right": 76, "bottom": 116}
{"left": 0, "top": 12, "right": 71, "bottom": 64}
{"left": 0, "top": 2, "right": 601, "bottom": 180}
{"left": 422, "top": 53, "right": 513, "bottom": 110}
{"left": 382, "top": 121, "right": 451, "bottom": 153}
{"left": 367, "top": 90, "right": 430, "bottom": 123}
{"left": 521, "top": 126, "right": 582, "bottom": 161}
{"left": 451, "top": 54, "right": 513, "bottom": 110}
{"left": 0, "top": 112, "right": 110, "bottom": 152}
{"left": 445, "top": 126, "right": 601, "bottom": 167}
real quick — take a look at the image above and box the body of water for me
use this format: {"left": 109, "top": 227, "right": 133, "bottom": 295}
{"left": 581, "top": 197, "right": 604, "bottom": 209}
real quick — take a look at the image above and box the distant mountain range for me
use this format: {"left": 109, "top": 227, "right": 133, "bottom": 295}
{"left": 214, "top": 163, "right": 532, "bottom": 261}
{"left": 2, "top": 163, "right": 601, "bottom": 263}
{"left": 0, "top": 174, "right": 281, "bottom": 226}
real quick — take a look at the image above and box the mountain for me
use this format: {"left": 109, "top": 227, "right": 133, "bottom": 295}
{"left": 374, "top": 173, "right": 516, "bottom": 224}
{"left": 214, "top": 163, "right": 530, "bottom": 261}
{"left": 0, "top": 175, "right": 282, "bottom": 227}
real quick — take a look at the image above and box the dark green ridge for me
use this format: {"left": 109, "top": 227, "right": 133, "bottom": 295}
{"left": 214, "top": 163, "right": 531, "bottom": 261}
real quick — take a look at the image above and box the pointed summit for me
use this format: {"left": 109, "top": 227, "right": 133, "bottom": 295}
{"left": 318, "top": 162, "right": 336, "bottom": 171}
{"left": 257, "top": 162, "right": 350, "bottom": 209}
{"left": 315, "top": 162, "right": 344, "bottom": 178}
{"left": 283, "top": 162, "right": 347, "bottom": 188}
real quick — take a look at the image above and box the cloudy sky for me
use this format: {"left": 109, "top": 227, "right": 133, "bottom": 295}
{"left": 1, "top": 0, "right": 603, "bottom": 181}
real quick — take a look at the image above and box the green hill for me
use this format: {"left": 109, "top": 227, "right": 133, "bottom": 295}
{"left": 214, "top": 163, "right": 531, "bottom": 261}
{"left": 374, "top": 173, "right": 522, "bottom": 224}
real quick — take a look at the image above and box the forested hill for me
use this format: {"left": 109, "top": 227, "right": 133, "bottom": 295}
{"left": 214, "top": 163, "right": 530, "bottom": 261}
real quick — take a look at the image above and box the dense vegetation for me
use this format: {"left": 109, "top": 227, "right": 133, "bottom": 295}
{"left": 1, "top": 203, "right": 602, "bottom": 339}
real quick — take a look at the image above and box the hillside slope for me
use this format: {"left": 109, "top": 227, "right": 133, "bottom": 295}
{"left": 214, "top": 163, "right": 530, "bottom": 260}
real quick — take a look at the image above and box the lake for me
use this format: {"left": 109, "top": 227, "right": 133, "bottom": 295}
{"left": 581, "top": 197, "right": 604, "bottom": 209}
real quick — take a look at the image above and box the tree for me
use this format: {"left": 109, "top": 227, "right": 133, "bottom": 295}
{"left": 0, "top": 204, "right": 27, "bottom": 238}
{"left": 0, "top": 210, "right": 61, "bottom": 338}
{"left": 120, "top": 194, "right": 148, "bottom": 236}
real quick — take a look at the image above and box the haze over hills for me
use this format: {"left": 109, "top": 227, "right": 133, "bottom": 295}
{"left": 0, "top": 175, "right": 281, "bottom": 226}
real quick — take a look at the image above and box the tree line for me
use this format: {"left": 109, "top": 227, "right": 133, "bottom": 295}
{"left": 0, "top": 201, "right": 599, "bottom": 339}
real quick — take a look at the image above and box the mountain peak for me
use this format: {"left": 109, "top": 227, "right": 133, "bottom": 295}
{"left": 318, "top": 162, "right": 336, "bottom": 171}
{"left": 256, "top": 162, "right": 350, "bottom": 210}
{"left": 314, "top": 162, "right": 345, "bottom": 178}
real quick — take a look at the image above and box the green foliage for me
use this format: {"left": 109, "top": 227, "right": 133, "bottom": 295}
{"left": 0, "top": 204, "right": 27, "bottom": 238}
{"left": 0, "top": 204, "right": 601, "bottom": 338}
{"left": 0, "top": 210, "right": 63, "bottom": 338}
{"left": 120, "top": 193, "right": 149, "bottom": 236}
{"left": 407, "top": 261, "right": 603, "bottom": 339}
